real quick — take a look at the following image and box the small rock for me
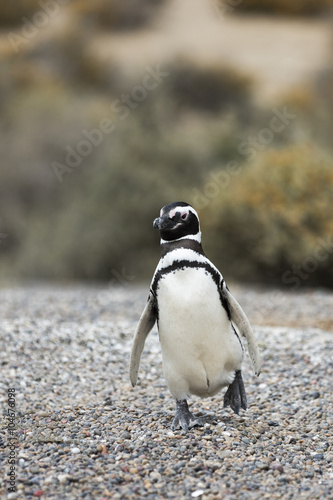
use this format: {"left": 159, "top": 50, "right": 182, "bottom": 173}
{"left": 257, "top": 462, "right": 270, "bottom": 471}
{"left": 270, "top": 463, "right": 284, "bottom": 473}
{"left": 58, "top": 474, "right": 69, "bottom": 484}
{"left": 7, "top": 494, "right": 18, "bottom": 500}
{"left": 121, "top": 431, "right": 131, "bottom": 440}
{"left": 219, "top": 450, "right": 232, "bottom": 458}
{"left": 192, "top": 490, "right": 204, "bottom": 498}
{"left": 33, "top": 491, "right": 44, "bottom": 497}
{"left": 143, "top": 479, "right": 152, "bottom": 489}
{"left": 150, "top": 471, "right": 161, "bottom": 481}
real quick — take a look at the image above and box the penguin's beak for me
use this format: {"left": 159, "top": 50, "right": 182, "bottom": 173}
{"left": 153, "top": 217, "right": 161, "bottom": 229}
{"left": 153, "top": 214, "right": 171, "bottom": 230}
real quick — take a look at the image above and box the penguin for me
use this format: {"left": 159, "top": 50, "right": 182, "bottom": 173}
{"left": 129, "top": 201, "right": 261, "bottom": 431}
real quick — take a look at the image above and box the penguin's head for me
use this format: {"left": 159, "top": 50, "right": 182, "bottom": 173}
{"left": 153, "top": 202, "right": 201, "bottom": 242}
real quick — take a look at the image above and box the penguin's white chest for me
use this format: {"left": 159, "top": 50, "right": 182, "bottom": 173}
{"left": 156, "top": 267, "right": 243, "bottom": 400}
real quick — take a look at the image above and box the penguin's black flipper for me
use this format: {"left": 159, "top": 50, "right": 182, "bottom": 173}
{"left": 220, "top": 283, "right": 261, "bottom": 377}
{"left": 223, "top": 370, "right": 247, "bottom": 414}
{"left": 171, "top": 400, "right": 203, "bottom": 432}
{"left": 129, "top": 292, "right": 157, "bottom": 387}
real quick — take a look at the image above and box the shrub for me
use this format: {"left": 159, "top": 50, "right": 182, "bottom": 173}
{"left": 69, "top": 0, "right": 166, "bottom": 31}
{"left": 0, "top": 0, "right": 166, "bottom": 29}
{"left": 233, "top": 0, "right": 333, "bottom": 16}
{"left": 25, "top": 26, "right": 110, "bottom": 89}
{"left": 0, "top": 1, "right": 39, "bottom": 27}
{"left": 200, "top": 145, "right": 333, "bottom": 288}
{"left": 280, "top": 67, "right": 333, "bottom": 153}
{"left": 166, "top": 60, "right": 253, "bottom": 117}
{"left": 0, "top": 89, "right": 211, "bottom": 282}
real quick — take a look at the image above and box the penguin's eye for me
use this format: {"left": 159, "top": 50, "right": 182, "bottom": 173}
{"left": 181, "top": 212, "right": 188, "bottom": 221}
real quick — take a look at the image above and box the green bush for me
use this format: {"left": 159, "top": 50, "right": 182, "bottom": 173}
{"left": 200, "top": 145, "right": 333, "bottom": 288}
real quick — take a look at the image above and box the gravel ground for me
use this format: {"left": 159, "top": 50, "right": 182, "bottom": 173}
{"left": 0, "top": 284, "right": 332, "bottom": 499}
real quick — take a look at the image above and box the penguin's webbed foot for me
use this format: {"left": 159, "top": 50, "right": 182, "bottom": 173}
{"left": 223, "top": 370, "right": 247, "bottom": 415}
{"left": 171, "top": 399, "right": 203, "bottom": 432}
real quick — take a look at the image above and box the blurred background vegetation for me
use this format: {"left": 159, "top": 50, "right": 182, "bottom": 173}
{"left": 236, "top": 0, "right": 333, "bottom": 16}
{"left": 0, "top": 0, "right": 333, "bottom": 288}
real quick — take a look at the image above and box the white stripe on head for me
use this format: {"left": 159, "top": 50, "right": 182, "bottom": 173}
{"left": 168, "top": 205, "right": 200, "bottom": 224}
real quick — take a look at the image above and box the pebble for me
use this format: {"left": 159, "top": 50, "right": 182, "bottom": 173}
{"left": 0, "top": 285, "right": 333, "bottom": 499}
{"left": 57, "top": 474, "right": 69, "bottom": 484}
{"left": 192, "top": 490, "right": 204, "bottom": 498}
{"left": 33, "top": 491, "right": 44, "bottom": 498}
{"left": 270, "top": 462, "right": 284, "bottom": 473}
